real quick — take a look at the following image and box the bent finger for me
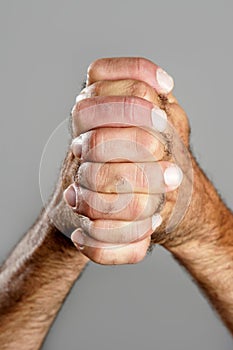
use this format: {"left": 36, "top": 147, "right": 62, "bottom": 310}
{"left": 77, "top": 214, "right": 162, "bottom": 244}
{"left": 77, "top": 79, "right": 162, "bottom": 106}
{"left": 64, "top": 185, "right": 164, "bottom": 221}
{"left": 77, "top": 161, "right": 183, "bottom": 194}
{"left": 71, "top": 126, "right": 167, "bottom": 163}
{"left": 87, "top": 57, "right": 174, "bottom": 94}
{"left": 71, "top": 230, "right": 151, "bottom": 265}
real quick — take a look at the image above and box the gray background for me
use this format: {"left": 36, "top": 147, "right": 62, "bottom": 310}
{"left": 0, "top": 0, "right": 233, "bottom": 349}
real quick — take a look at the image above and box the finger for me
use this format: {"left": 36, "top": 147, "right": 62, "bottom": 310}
{"left": 64, "top": 184, "right": 164, "bottom": 221}
{"left": 77, "top": 161, "right": 183, "bottom": 194}
{"left": 71, "top": 229, "right": 151, "bottom": 265}
{"left": 87, "top": 57, "right": 174, "bottom": 94}
{"left": 71, "top": 126, "right": 167, "bottom": 163}
{"left": 76, "top": 79, "right": 162, "bottom": 106}
{"left": 72, "top": 96, "right": 167, "bottom": 136}
{"left": 77, "top": 214, "right": 162, "bottom": 244}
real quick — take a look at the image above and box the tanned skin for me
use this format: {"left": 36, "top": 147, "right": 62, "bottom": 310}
{"left": 0, "top": 57, "right": 232, "bottom": 350}
{"left": 0, "top": 184, "right": 89, "bottom": 349}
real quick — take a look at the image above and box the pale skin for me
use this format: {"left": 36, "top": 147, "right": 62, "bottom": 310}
{"left": 0, "top": 57, "right": 232, "bottom": 350}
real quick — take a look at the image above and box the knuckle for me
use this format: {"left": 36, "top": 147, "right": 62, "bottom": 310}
{"left": 71, "top": 100, "right": 89, "bottom": 134}
{"left": 78, "top": 163, "right": 93, "bottom": 190}
{"left": 130, "top": 80, "right": 148, "bottom": 99}
{"left": 71, "top": 102, "right": 78, "bottom": 121}
{"left": 99, "top": 164, "right": 112, "bottom": 191}
{"left": 91, "top": 247, "right": 121, "bottom": 265}
{"left": 73, "top": 97, "right": 96, "bottom": 115}
{"left": 90, "top": 81, "right": 102, "bottom": 96}
{"left": 89, "top": 129, "right": 98, "bottom": 151}
{"left": 87, "top": 58, "right": 109, "bottom": 83}
{"left": 71, "top": 99, "right": 84, "bottom": 116}
{"left": 88, "top": 130, "right": 102, "bottom": 161}
{"left": 92, "top": 248, "right": 106, "bottom": 265}
{"left": 129, "top": 194, "right": 146, "bottom": 220}
{"left": 77, "top": 188, "right": 91, "bottom": 216}
{"left": 135, "top": 165, "right": 148, "bottom": 190}
{"left": 93, "top": 164, "right": 106, "bottom": 192}
{"left": 148, "top": 135, "right": 164, "bottom": 160}
{"left": 134, "top": 127, "right": 145, "bottom": 150}
{"left": 129, "top": 246, "right": 147, "bottom": 264}
{"left": 85, "top": 191, "right": 97, "bottom": 218}
{"left": 87, "top": 59, "right": 99, "bottom": 78}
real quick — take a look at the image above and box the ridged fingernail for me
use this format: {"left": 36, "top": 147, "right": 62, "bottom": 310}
{"left": 64, "top": 185, "right": 76, "bottom": 208}
{"left": 164, "top": 165, "right": 183, "bottom": 188}
{"left": 151, "top": 108, "right": 167, "bottom": 132}
{"left": 156, "top": 68, "right": 174, "bottom": 94}
{"left": 71, "top": 136, "right": 82, "bottom": 158}
{"left": 71, "top": 228, "right": 85, "bottom": 250}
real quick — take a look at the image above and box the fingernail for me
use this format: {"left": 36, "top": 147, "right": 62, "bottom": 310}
{"left": 71, "top": 136, "right": 82, "bottom": 158}
{"left": 152, "top": 213, "right": 163, "bottom": 231}
{"left": 75, "top": 88, "right": 87, "bottom": 103}
{"left": 164, "top": 165, "right": 183, "bottom": 188}
{"left": 151, "top": 108, "right": 167, "bottom": 132}
{"left": 75, "top": 87, "right": 95, "bottom": 103}
{"left": 156, "top": 68, "right": 174, "bottom": 94}
{"left": 64, "top": 185, "right": 77, "bottom": 208}
{"left": 71, "top": 228, "right": 85, "bottom": 250}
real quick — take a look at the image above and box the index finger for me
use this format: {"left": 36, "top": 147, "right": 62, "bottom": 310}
{"left": 87, "top": 57, "right": 174, "bottom": 94}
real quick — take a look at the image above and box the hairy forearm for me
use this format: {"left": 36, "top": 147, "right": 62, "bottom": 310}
{"left": 168, "top": 164, "right": 233, "bottom": 335}
{"left": 0, "top": 201, "right": 88, "bottom": 349}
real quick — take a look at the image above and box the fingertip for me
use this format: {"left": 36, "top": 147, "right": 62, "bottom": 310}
{"left": 64, "top": 184, "right": 77, "bottom": 208}
{"left": 151, "top": 107, "right": 167, "bottom": 132}
{"left": 71, "top": 136, "right": 82, "bottom": 158}
{"left": 152, "top": 213, "right": 163, "bottom": 231}
{"left": 71, "top": 228, "right": 86, "bottom": 251}
{"left": 156, "top": 67, "right": 174, "bottom": 94}
{"left": 164, "top": 164, "right": 183, "bottom": 190}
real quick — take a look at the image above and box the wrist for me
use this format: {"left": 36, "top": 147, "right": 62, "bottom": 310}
{"left": 21, "top": 207, "right": 89, "bottom": 278}
{"left": 154, "top": 155, "right": 229, "bottom": 249}
{"left": 165, "top": 157, "right": 233, "bottom": 256}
